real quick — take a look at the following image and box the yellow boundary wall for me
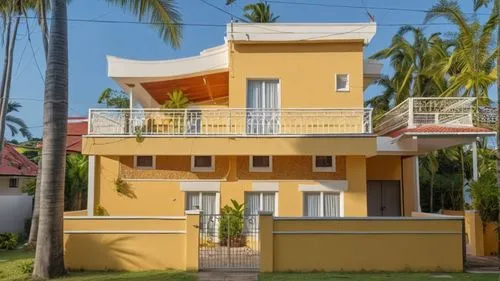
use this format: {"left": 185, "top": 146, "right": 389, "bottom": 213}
{"left": 63, "top": 211, "right": 200, "bottom": 271}
{"left": 260, "top": 213, "right": 464, "bottom": 272}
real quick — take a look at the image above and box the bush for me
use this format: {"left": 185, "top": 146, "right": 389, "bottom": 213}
{"left": 0, "top": 232, "right": 19, "bottom": 250}
{"left": 24, "top": 218, "right": 32, "bottom": 238}
{"left": 218, "top": 200, "right": 246, "bottom": 247}
{"left": 17, "top": 259, "right": 34, "bottom": 274}
{"left": 468, "top": 172, "right": 500, "bottom": 223}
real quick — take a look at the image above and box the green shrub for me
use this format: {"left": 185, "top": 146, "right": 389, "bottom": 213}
{"left": 0, "top": 232, "right": 19, "bottom": 250}
{"left": 18, "top": 259, "right": 34, "bottom": 274}
{"left": 24, "top": 218, "right": 32, "bottom": 238}
{"left": 468, "top": 172, "right": 500, "bottom": 223}
{"left": 218, "top": 200, "right": 246, "bottom": 247}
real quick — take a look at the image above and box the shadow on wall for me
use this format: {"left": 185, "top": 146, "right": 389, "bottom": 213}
{"left": 115, "top": 178, "right": 137, "bottom": 199}
{"left": 64, "top": 234, "right": 145, "bottom": 271}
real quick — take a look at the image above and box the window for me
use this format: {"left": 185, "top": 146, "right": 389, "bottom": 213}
{"left": 185, "top": 192, "right": 218, "bottom": 214}
{"left": 249, "top": 156, "right": 272, "bottom": 172}
{"left": 134, "top": 156, "right": 155, "bottom": 169}
{"left": 247, "top": 79, "right": 280, "bottom": 134}
{"left": 313, "top": 156, "right": 336, "bottom": 172}
{"left": 245, "top": 192, "right": 277, "bottom": 216}
{"left": 335, "top": 74, "right": 349, "bottom": 92}
{"left": 303, "top": 192, "right": 341, "bottom": 217}
{"left": 9, "top": 178, "right": 18, "bottom": 189}
{"left": 191, "top": 156, "right": 215, "bottom": 172}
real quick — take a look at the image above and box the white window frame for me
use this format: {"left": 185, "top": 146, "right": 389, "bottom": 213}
{"left": 191, "top": 156, "right": 215, "bottom": 172}
{"left": 134, "top": 155, "right": 156, "bottom": 170}
{"left": 312, "top": 155, "right": 336, "bottom": 172}
{"left": 303, "top": 191, "right": 344, "bottom": 217}
{"left": 184, "top": 191, "right": 220, "bottom": 215}
{"left": 245, "top": 191, "right": 279, "bottom": 216}
{"left": 249, "top": 156, "right": 273, "bottom": 172}
{"left": 335, "top": 73, "right": 350, "bottom": 92}
{"left": 8, "top": 177, "right": 18, "bottom": 189}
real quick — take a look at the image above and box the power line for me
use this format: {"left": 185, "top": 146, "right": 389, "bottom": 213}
{"left": 266, "top": 0, "right": 491, "bottom": 16}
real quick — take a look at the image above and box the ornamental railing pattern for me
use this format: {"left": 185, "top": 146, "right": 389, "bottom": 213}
{"left": 374, "top": 98, "right": 476, "bottom": 135}
{"left": 88, "top": 108, "right": 373, "bottom": 136}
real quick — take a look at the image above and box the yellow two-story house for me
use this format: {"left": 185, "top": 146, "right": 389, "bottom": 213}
{"left": 82, "top": 22, "right": 491, "bottom": 221}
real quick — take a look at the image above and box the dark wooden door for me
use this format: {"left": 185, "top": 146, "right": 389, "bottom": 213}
{"left": 367, "top": 180, "right": 401, "bottom": 216}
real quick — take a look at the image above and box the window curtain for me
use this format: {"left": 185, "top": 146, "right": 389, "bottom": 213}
{"left": 186, "top": 192, "right": 200, "bottom": 211}
{"left": 247, "top": 80, "right": 279, "bottom": 134}
{"left": 201, "top": 193, "right": 216, "bottom": 214}
{"left": 324, "top": 193, "right": 340, "bottom": 217}
{"left": 245, "top": 193, "right": 260, "bottom": 215}
{"left": 262, "top": 193, "right": 275, "bottom": 214}
{"left": 304, "top": 193, "right": 320, "bottom": 217}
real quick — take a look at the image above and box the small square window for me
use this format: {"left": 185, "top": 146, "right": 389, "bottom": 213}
{"left": 335, "top": 74, "right": 349, "bottom": 92}
{"left": 313, "top": 156, "right": 336, "bottom": 172}
{"left": 9, "top": 178, "right": 18, "bottom": 188}
{"left": 135, "top": 156, "right": 154, "bottom": 169}
{"left": 250, "top": 156, "right": 272, "bottom": 172}
{"left": 191, "top": 156, "right": 215, "bottom": 172}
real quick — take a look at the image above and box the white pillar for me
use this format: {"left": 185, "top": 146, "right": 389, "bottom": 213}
{"left": 87, "top": 155, "right": 95, "bottom": 216}
{"left": 472, "top": 141, "right": 478, "bottom": 181}
{"left": 414, "top": 156, "right": 421, "bottom": 212}
{"left": 129, "top": 87, "right": 134, "bottom": 110}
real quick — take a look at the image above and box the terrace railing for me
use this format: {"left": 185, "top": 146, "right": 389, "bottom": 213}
{"left": 374, "top": 97, "right": 476, "bottom": 135}
{"left": 88, "top": 108, "right": 373, "bottom": 136}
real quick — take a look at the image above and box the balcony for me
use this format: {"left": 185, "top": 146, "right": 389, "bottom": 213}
{"left": 88, "top": 108, "right": 373, "bottom": 136}
{"left": 374, "top": 98, "right": 476, "bottom": 136}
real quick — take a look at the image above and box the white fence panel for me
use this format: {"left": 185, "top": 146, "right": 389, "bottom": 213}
{"left": 0, "top": 195, "right": 33, "bottom": 233}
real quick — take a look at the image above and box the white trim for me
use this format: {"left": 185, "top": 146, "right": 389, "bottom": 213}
{"left": 64, "top": 216, "right": 186, "bottom": 220}
{"left": 123, "top": 178, "right": 225, "bottom": 182}
{"left": 252, "top": 182, "right": 279, "bottom": 192}
{"left": 274, "top": 216, "right": 463, "bottom": 221}
{"left": 275, "top": 192, "right": 279, "bottom": 216}
{"left": 87, "top": 156, "right": 96, "bottom": 216}
{"left": 298, "top": 180, "right": 348, "bottom": 192}
{"left": 228, "top": 22, "right": 377, "bottom": 44}
{"left": 64, "top": 230, "right": 186, "bottom": 234}
{"left": 339, "top": 192, "right": 345, "bottom": 217}
{"left": 191, "top": 156, "right": 215, "bottom": 172}
{"left": 180, "top": 181, "right": 220, "bottom": 192}
{"left": 134, "top": 155, "right": 156, "bottom": 170}
{"left": 335, "top": 74, "right": 350, "bottom": 92}
{"left": 312, "top": 156, "right": 336, "bottom": 172}
{"left": 273, "top": 230, "right": 461, "bottom": 235}
{"left": 249, "top": 156, "right": 273, "bottom": 172}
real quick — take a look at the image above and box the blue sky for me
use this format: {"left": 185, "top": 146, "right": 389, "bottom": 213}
{"left": 3, "top": 0, "right": 496, "bottom": 139}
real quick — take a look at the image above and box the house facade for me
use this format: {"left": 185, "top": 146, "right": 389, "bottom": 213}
{"left": 82, "top": 22, "right": 492, "bottom": 220}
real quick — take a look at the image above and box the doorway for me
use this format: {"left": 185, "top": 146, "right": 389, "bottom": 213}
{"left": 367, "top": 180, "right": 401, "bottom": 216}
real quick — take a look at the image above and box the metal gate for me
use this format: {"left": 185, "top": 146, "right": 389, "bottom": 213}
{"left": 199, "top": 214, "right": 260, "bottom": 271}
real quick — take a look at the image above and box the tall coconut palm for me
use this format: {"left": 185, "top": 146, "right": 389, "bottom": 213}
{"left": 6, "top": 101, "right": 32, "bottom": 139}
{"left": 472, "top": 0, "right": 499, "bottom": 263}
{"left": 32, "top": 0, "right": 68, "bottom": 278}
{"left": 243, "top": 1, "right": 279, "bottom": 23}
{"left": 33, "top": 0, "right": 183, "bottom": 278}
{"left": 425, "top": 0, "right": 497, "bottom": 101}
{"left": 420, "top": 151, "right": 440, "bottom": 212}
{"left": 65, "top": 153, "right": 88, "bottom": 211}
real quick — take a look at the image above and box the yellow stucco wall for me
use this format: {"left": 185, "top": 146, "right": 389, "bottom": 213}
{"left": 270, "top": 218, "right": 464, "bottom": 272}
{"left": 63, "top": 217, "right": 188, "bottom": 271}
{"left": 228, "top": 42, "right": 364, "bottom": 108}
{"left": 344, "top": 156, "right": 367, "bottom": 216}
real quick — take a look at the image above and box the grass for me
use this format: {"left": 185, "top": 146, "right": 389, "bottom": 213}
{"left": 0, "top": 249, "right": 196, "bottom": 281}
{"left": 260, "top": 272, "right": 500, "bottom": 281}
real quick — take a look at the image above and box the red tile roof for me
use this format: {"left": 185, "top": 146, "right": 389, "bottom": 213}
{"left": 66, "top": 118, "right": 88, "bottom": 153}
{"left": 0, "top": 144, "right": 37, "bottom": 176}
{"left": 388, "top": 125, "right": 492, "bottom": 138}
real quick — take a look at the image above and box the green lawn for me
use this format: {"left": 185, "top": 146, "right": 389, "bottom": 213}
{"left": 0, "top": 249, "right": 196, "bottom": 281}
{"left": 260, "top": 272, "right": 499, "bottom": 281}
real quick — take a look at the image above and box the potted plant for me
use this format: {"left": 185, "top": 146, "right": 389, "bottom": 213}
{"left": 218, "top": 200, "right": 246, "bottom": 247}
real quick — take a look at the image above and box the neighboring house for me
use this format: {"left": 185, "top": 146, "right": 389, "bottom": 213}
{"left": 68, "top": 23, "right": 493, "bottom": 272}
{"left": 66, "top": 117, "right": 88, "bottom": 153}
{"left": 0, "top": 144, "right": 37, "bottom": 233}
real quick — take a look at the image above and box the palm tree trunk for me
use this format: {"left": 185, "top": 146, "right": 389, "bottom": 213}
{"left": 0, "top": 17, "right": 12, "bottom": 111}
{"left": 495, "top": 0, "right": 500, "bottom": 266}
{"left": 28, "top": 158, "right": 42, "bottom": 246}
{"left": 39, "top": 0, "right": 49, "bottom": 59}
{"left": 33, "top": 0, "right": 68, "bottom": 278}
{"left": 0, "top": 16, "right": 20, "bottom": 153}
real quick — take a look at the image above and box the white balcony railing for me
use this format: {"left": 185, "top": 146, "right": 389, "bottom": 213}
{"left": 88, "top": 108, "right": 373, "bottom": 136}
{"left": 374, "top": 97, "right": 475, "bottom": 135}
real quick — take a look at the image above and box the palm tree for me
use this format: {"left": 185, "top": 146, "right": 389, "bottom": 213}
{"left": 243, "top": 1, "right": 279, "bottom": 23}
{"left": 6, "top": 102, "right": 32, "bottom": 139}
{"left": 33, "top": 1, "right": 183, "bottom": 278}
{"left": 425, "top": 0, "right": 497, "bottom": 101}
{"left": 65, "top": 153, "right": 88, "bottom": 211}
{"left": 369, "top": 25, "right": 450, "bottom": 103}
{"left": 163, "top": 89, "right": 190, "bottom": 109}
{"left": 420, "top": 151, "right": 440, "bottom": 212}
